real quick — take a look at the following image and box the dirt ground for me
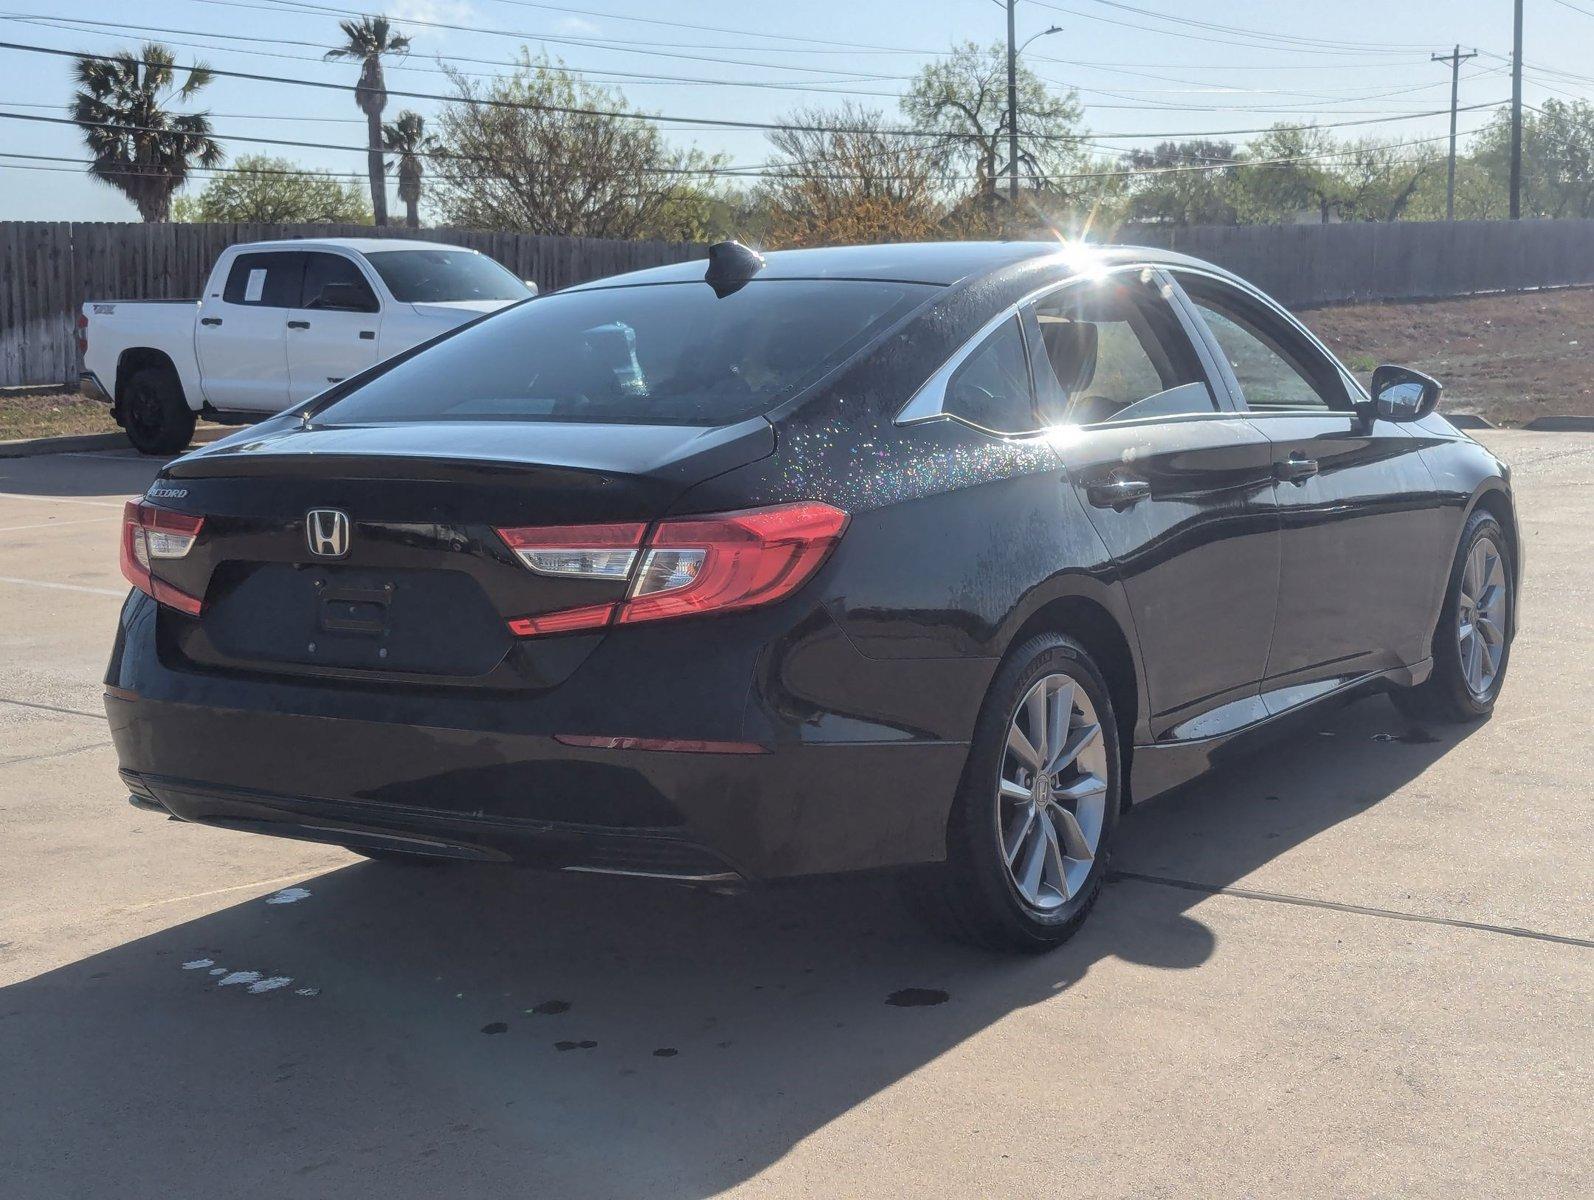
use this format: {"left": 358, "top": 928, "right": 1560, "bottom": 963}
{"left": 1304, "top": 286, "right": 1594, "bottom": 426}
{"left": 7, "top": 286, "right": 1591, "bottom": 438}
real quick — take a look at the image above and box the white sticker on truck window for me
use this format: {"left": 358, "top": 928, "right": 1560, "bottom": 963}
{"left": 244, "top": 268, "right": 267, "bottom": 303}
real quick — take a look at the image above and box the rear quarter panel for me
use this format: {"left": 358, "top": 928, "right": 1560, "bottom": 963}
{"left": 82, "top": 300, "right": 204, "bottom": 408}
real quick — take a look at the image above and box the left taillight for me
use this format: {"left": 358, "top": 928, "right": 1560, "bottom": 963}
{"left": 120, "top": 500, "right": 205, "bottom": 615}
{"left": 495, "top": 501, "right": 849, "bottom": 637}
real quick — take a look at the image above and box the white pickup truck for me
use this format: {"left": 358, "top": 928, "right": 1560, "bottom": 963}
{"left": 79, "top": 237, "right": 535, "bottom": 453}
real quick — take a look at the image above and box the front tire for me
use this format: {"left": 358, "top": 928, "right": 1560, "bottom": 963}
{"left": 1392, "top": 509, "right": 1512, "bottom": 723}
{"left": 905, "top": 633, "right": 1121, "bottom": 953}
{"left": 121, "top": 364, "right": 196, "bottom": 455}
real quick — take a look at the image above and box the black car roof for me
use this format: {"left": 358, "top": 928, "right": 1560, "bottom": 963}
{"left": 565, "top": 240, "right": 1225, "bottom": 291}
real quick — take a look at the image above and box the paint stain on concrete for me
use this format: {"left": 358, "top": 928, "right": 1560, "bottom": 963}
{"left": 217, "top": 971, "right": 263, "bottom": 988}
{"left": 296, "top": 987, "right": 321, "bottom": 997}
{"left": 886, "top": 988, "right": 949, "bottom": 1008}
{"left": 248, "top": 976, "right": 294, "bottom": 994}
{"left": 481, "top": 1022, "right": 508, "bottom": 1035}
{"left": 181, "top": 959, "right": 214, "bottom": 970}
{"left": 652, "top": 1048, "right": 678, "bottom": 1058}
{"left": 265, "top": 887, "right": 312, "bottom": 905}
{"left": 554, "top": 1040, "right": 598, "bottom": 1052}
{"left": 530, "top": 999, "right": 571, "bottom": 1015}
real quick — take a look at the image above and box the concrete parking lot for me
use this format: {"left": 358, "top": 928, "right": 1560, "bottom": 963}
{"left": 1, "top": 433, "right": 1589, "bottom": 1199}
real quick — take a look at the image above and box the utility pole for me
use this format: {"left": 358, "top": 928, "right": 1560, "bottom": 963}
{"left": 1432, "top": 44, "right": 1477, "bottom": 221}
{"left": 1007, "top": 0, "right": 1019, "bottom": 204}
{"left": 1510, "top": 0, "right": 1524, "bottom": 220}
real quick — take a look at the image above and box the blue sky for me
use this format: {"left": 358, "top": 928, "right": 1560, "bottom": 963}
{"left": 0, "top": 0, "right": 1587, "bottom": 221}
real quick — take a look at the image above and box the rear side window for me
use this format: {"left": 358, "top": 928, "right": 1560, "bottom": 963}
{"left": 222, "top": 252, "right": 304, "bottom": 307}
{"left": 301, "top": 252, "right": 379, "bottom": 313}
{"left": 1028, "top": 273, "right": 1213, "bottom": 426}
{"left": 364, "top": 249, "right": 530, "bottom": 303}
{"left": 942, "top": 316, "right": 1037, "bottom": 434}
{"left": 313, "top": 279, "right": 936, "bottom": 427}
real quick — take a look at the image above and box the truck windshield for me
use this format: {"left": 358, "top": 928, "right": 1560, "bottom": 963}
{"left": 313, "top": 278, "right": 937, "bottom": 427}
{"left": 363, "top": 249, "right": 531, "bottom": 303}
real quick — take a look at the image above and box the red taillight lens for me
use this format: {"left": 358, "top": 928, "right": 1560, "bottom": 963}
{"left": 76, "top": 313, "right": 88, "bottom": 357}
{"left": 497, "top": 502, "right": 848, "bottom": 637}
{"left": 120, "top": 501, "right": 205, "bottom": 615}
{"left": 621, "top": 502, "right": 849, "bottom": 625}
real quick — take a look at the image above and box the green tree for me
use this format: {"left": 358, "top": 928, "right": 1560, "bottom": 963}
{"left": 171, "top": 155, "right": 371, "bottom": 223}
{"left": 1119, "top": 140, "right": 1239, "bottom": 227}
{"left": 382, "top": 109, "right": 430, "bottom": 229}
{"left": 1231, "top": 125, "right": 1341, "bottom": 224}
{"left": 1332, "top": 138, "right": 1437, "bottom": 222}
{"left": 901, "top": 40, "right": 1086, "bottom": 218}
{"left": 70, "top": 42, "right": 223, "bottom": 222}
{"left": 429, "top": 54, "right": 723, "bottom": 239}
{"left": 324, "top": 14, "right": 410, "bottom": 227}
{"left": 1472, "top": 99, "right": 1594, "bottom": 218}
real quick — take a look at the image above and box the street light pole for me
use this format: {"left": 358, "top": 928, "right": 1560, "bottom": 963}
{"left": 1004, "top": 8, "right": 1063, "bottom": 206}
{"left": 1432, "top": 44, "right": 1477, "bottom": 222}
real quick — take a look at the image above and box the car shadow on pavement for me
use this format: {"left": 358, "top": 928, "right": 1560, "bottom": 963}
{"left": 0, "top": 450, "right": 174, "bottom": 501}
{"left": 0, "top": 695, "right": 1477, "bottom": 1199}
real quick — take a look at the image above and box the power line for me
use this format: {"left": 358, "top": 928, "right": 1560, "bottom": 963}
{"left": 1028, "top": 1, "right": 1436, "bottom": 57}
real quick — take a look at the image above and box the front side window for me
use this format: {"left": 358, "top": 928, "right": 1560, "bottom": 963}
{"left": 941, "top": 316, "right": 1037, "bottom": 434}
{"left": 364, "top": 249, "right": 531, "bottom": 303}
{"left": 1180, "top": 276, "right": 1349, "bottom": 412}
{"left": 313, "top": 278, "right": 935, "bottom": 427}
{"left": 1028, "top": 273, "right": 1213, "bottom": 425}
{"left": 222, "top": 252, "right": 303, "bottom": 307}
{"left": 300, "top": 253, "right": 379, "bottom": 313}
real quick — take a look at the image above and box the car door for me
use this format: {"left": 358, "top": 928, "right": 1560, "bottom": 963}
{"left": 1032, "top": 269, "right": 1282, "bottom": 740}
{"left": 195, "top": 250, "right": 302, "bottom": 412}
{"left": 286, "top": 251, "right": 384, "bottom": 404}
{"left": 1169, "top": 270, "right": 1443, "bottom": 701}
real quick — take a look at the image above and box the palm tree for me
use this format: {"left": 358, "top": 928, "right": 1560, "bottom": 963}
{"left": 382, "top": 109, "right": 430, "bottom": 229}
{"left": 324, "top": 15, "right": 410, "bottom": 227}
{"left": 70, "top": 43, "right": 224, "bottom": 222}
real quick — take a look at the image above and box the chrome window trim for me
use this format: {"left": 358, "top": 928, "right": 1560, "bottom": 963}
{"left": 895, "top": 261, "right": 1171, "bottom": 434}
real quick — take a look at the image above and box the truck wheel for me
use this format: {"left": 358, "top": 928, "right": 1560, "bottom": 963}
{"left": 121, "top": 364, "right": 197, "bottom": 455}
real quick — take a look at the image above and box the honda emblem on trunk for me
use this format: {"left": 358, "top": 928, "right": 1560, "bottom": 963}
{"left": 306, "top": 509, "right": 351, "bottom": 558}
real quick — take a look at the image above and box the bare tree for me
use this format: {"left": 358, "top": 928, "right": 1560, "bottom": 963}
{"left": 428, "top": 56, "right": 722, "bottom": 239}
{"left": 758, "top": 104, "right": 945, "bottom": 248}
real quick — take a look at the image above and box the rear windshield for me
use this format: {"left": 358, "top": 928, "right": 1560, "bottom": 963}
{"left": 363, "top": 249, "right": 531, "bottom": 303}
{"left": 313, "top": 278, "right": 936, "bottom": 427}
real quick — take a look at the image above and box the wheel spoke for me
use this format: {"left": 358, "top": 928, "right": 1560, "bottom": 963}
{"left": 1476, "top": 615, "right": 1503, "bottom": 646}
{"left": 1053, "top": 805, "right": 1094, "bottom": 861}
{"left": 1047, "top": 721, "right": 1101, "bottom": 776}
{"left": 1040, "top": 816, "right": 1070, "bottom": 901}
{"left": 999, "top": 777, "right": 1032, "bottom": 804}
{"left": 1007, "top": 724, "right": 1042, "bottom": 772}
{"left": 1046, "top": 679, "right": 1073, "bottom": 768}
{"left": 1025, "top": 685, "right": 1048, "bottom": 766}
{"left": 1053, "top": 772, "right": 1106, "bottom": 803}
{"left": 1004, "top": 805, "right": 1036, "bottom": 866}
{"left": 1017, "top": 818, "right": 1047, "bottom": 900}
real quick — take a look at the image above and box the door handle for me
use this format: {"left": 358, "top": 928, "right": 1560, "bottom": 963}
{"left": 1086, "top": 476, "right": 1152, "bottom": 509}
{"left": 200, "top": 317, "right": 222, "bottom": 327}
{"left": 1275, "top": 454, "right": 1320, "bottom": 483}
{"left": 359, "top": 330, "right": 376, "bottom": 340}
{"left": 287, "top": 320, "right": 310, "bottom": 330}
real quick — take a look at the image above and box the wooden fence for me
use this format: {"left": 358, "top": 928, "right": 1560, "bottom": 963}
{"left": 1112, "top": 218, "right": 1594, "bottom": 309}
{"left": 6, "top": 218, "right": 1594, "bottom": 387}
{"left": 0, "top": 222, "right": 706, "bottom": 388}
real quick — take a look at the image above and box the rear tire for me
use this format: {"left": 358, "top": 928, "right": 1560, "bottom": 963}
{"left": 904, "top": 633, "right": 1121, "bottom": 953}
{"left": 121, "top": 364, "right": 196, "bottom": 455}
{"left": 1392, "top": 509, "right": 1512, "bottom": 723}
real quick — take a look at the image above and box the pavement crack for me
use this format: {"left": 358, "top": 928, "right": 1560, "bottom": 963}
{"left": 0, "top": 740, "right": 113, "bottom": 768}
{"left": 1108, "top": 870, "right": 1594, "bottom": 948}
{"left": 0, "top": 696, "right": 105, "bottom": 720}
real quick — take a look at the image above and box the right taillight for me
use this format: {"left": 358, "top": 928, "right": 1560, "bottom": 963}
{"left": 496, "top": 501, "right": 848, "bottom": 637}
{"left": 120, "top": 500, "right": 205, "bottom": 615}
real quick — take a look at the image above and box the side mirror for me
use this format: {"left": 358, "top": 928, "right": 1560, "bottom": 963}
{"left": 523, "top": 280, "right": 539, "bottom": 297}
{"left": 1368, "top": 364, "right": 1441, "bottom": 422}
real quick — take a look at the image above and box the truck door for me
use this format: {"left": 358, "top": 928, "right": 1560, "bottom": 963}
{"left": 195, "top": 251, "right": 301, "bottom": 412}
{"left": 286, "top": 252, "right": 384, "bottom": 404}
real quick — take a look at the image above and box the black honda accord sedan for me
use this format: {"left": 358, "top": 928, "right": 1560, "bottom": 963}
{"left": 107, "top": 240, "right": 1520, "bottom": 951}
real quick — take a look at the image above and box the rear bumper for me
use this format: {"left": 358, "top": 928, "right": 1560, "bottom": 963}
{"left": 79, "top": 371, "right": 112, "bottom": 405}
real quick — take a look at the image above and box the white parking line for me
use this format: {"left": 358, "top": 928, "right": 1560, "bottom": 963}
{"left": 0, "top": 494, "right": 132, "bottom": 509}
{"left": 0, "top": 515, "right": 120, "bottom": 533}
{"left": 0, "top": 575, "right": 124, "bottom": 597}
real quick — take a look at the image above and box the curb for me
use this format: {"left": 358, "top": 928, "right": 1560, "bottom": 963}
{"left": 1445, "top": 414, "right": 1495, "bottom": 430}
{"left": 0, "top": 424, "right": 232, "bottom": 460}
{"left": 1521, "top": 415, "right": 1594, "bottom": 432}
{"left": 0, "top": 383, "right": 74, "bottom": 400}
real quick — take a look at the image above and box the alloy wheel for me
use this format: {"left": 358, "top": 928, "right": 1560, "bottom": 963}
{"left": 996, "top": 672, "right": 1109, "bottom": 911}
{"left": 1458, "top": 535, "right": 1507, "bottom": 698}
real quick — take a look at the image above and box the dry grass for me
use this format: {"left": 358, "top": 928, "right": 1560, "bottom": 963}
{"left": 1303, "top": 286, "right": 1594, "bottom": 427}
{"left": 0, "top": 391, "right": 117, "bottom": 442}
